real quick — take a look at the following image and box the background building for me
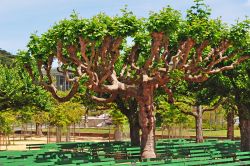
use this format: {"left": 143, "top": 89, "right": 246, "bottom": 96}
{"left": 51, "top": 69, "right": 72, "bottom": 91}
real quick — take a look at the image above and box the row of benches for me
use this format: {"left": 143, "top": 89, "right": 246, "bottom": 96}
{"left": 0, "top": 139, "right": 249, "bottom": 165}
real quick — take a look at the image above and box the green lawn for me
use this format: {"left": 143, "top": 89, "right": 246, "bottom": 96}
{"left": 156, "top": 128, "right": 240, "bottom": 137}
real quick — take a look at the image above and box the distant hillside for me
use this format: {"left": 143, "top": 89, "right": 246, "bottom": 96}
{"left": 0, "top": 48, "right": 15, "bottom": 65}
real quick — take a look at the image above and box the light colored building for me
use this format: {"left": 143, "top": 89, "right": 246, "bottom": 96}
{"left": 51, "top": 69, "right": 72, "bottom": 91}
{"left": 82, "top": 114, "right": 112, "bottom": 127}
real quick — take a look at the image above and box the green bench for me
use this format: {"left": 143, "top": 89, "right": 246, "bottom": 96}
{"left": 26, "top": 144, "right": 45, "bottom": 150}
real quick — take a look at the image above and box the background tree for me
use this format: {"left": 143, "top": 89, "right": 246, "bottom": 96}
{"left": 115, "top": 96, "right": 140, "bottom": 146}
{"left": 217, "top": 61, "right": 250, "bottom": 150}
{"left": 73, "top": 88, "right": 98, "bottom": 128}
{"left": 16, "top": 107, "right": 34, "bottom": 139}
{"left": 19, "top": 0, "right": 250, "bottom": 158}
{"left": 0, "top": 110, "right": 16, "bottom": 149}
{"left": 32, "top": 110, "right": 50, "bottom": 136}
{"left": 223, "top": 97, "right": 237, "bottom": 140}
{"left": 201, "top": 61, "right": 250, "bottom": 147}
{"left": 49, "top": 101, "right": 85, "bottom": 142}
{"left": 0, "top": 61, "right": 52, "bottom": 145}
{"left": 0, "top": 62, "right": 52, "bottom": 111}
{"left": 228, "top": 63, "right": 250, "bottom": 150}
{"left": 108, "top": 107, "right": 127, "bottom": 141}
{"left": 63, "top": 101, "right": 85, "bottom": 142}
{"left": 49, "top": 107, "right": 68, "bottom": 143}
{"left": 175, "top": 91, "right": 223, "bottom": 143}
{"left": 156, "top": 95, "right": 190, "bottom": 138}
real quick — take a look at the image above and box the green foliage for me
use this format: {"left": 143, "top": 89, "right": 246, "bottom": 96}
{"left": 202, "top": 74, "right": 232, "bottom": 98}
{"left": 19, "top": 0, "right": 249, "bottom": 75}
{"left": 73, "top": 86, "right": 100, "bottom": 112}
{"left": 0, "top": 64, "right": 52, "bottom": 111}
{"left": 229, "top": 19, "right": 250, "bottom": 49}
{"left": 0, "top": 111, "right": 16, "bottom": 134}
{"left": 16, "top": 106, "right": 34, "bottom": 124}
{"left": 187, "top": 0, "right": 211, "bottom": 21}
{"left": 47, "top": 8, "right": 141, "bottom": 45}
{"left": 32, "top": 111, "right": 50, "bottom": 125}
{"left": 168, "top": 69, "right": 185, "bottom": 83}
{"left": 147, "top": 6, "right": 181, "bottom": 34}
{"left": 112, "top": 8, "right": 143, "bottom": 37}
{"left": 0, "top": 62, "right": 53, "bottom": 135}
{"left": 180, "top": 0, "right": 228, "bottom": 44}
{"left": 201, "top": 59, "right": 250, "bottom": 118}
{"left": 155, "top": 95, "right": 190, "bottom": 128}
{"left": 222, "top": 60, "right": 250, "bottom": 117}
{"left": 109, "top": 107, "right": 127, "bottom": 130}
{"left": 49, "top": 101, "right": 85, "bottom": 127}
{"left": 63, "top": 102, "right": 85, "bottom": 124}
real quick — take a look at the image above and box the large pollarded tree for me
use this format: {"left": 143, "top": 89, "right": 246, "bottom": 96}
{"left": 19, "top": 1, "right": 249, "bottom": 158}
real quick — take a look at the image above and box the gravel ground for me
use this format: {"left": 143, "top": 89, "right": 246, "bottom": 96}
{"left": 0, "top": 136, "right": 109, "bottom": 151}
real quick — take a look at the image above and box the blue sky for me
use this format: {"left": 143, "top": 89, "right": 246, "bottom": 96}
{"left": 0, "top": 0, "right": 249, "bottom": 54}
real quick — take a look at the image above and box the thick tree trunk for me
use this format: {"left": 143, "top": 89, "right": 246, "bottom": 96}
{"left": 129, "top": 119, "right": 140, "bottom": 146}
{"left": 195, "top": 106, "right": 204, "bottom": 143}
{"left": 238, "top": 105, "right": 250, "bottom": 151}
{"left": 239, "top": 118, "right": 250, "bottom": 151}
{"left": 227, "top": 110, "right": 234, "bottom": 140}
{"left": 235, "top": 91, "right": 250, "bottom": 151}
{"left": 128, "top": 110, "right": 140, "bottom": 146}
{"left": 138, "top": 85, "right": 156, "bottom": 159}
{"left": 139, "top": 104, "right": 156, "bottom": 158}
{"left": 36, "top": 123, "right": 43, "bottom": 136}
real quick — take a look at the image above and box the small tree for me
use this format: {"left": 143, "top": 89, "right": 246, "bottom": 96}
{"left": 0, "top": 110, "right": 16, "bottom": 149}
{"left": 176, "top": 92, "right": 224, "bottom": 143}
{"left": 109, "top": 107, "right": 127, "bottom": 141}
{"left": 32, "top": 110, "right": 50, "bottom": 136}
{"left": 16, "top": 107, "right": 33, "bottom": 139}
{"left": 63, "top": 101, "right": 85, "bottom": 141}
{"left": 156, "top": 95, "right": 190, "bottom": 138}
{"left": 49, "top": 101, "right": 85, "bottom": 142}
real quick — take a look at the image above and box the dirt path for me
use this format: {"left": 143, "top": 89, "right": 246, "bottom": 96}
{"left": 0, "top": 136, "right": 109, "bottom": 151}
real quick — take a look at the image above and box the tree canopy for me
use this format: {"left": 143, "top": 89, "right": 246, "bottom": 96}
{"left": 18, "top": 0, "right": 250, "bottom": 158}
{"left": 18, "top": 1, "right": 249, "bottom": 103}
